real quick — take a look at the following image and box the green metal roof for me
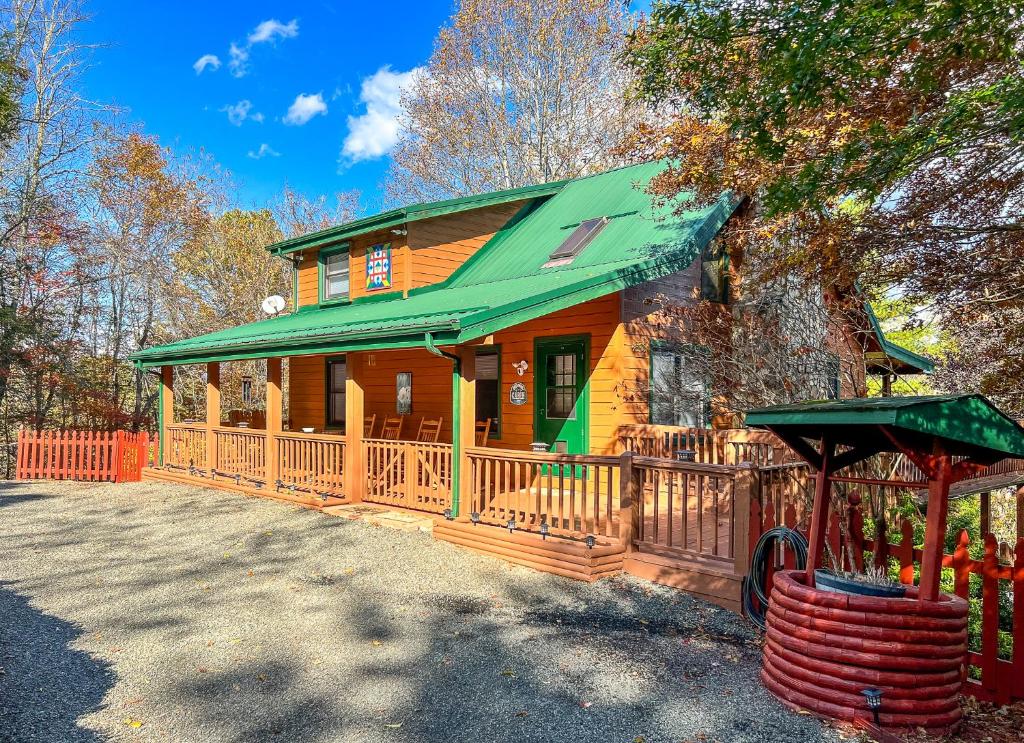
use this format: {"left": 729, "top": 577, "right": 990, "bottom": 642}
{"left": 131, "top": 162, "right": 739, "bottom": 367}
{"left": 863, "top": 301, "right": 935, "bottom": 375}
{"left": 746, "top": 394, "right": 1024, "bottom": 459}
{"left": 265, "top": 179, "right": 570, "bottom": 257}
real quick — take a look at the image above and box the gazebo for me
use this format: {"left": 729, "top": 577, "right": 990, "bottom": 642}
{"left": 745, "top": 394, "right": 1024, "bottom": 735}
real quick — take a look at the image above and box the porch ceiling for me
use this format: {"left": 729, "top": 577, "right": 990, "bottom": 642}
{"left": 131, "top": 163, "right": 740, "bottom": 368}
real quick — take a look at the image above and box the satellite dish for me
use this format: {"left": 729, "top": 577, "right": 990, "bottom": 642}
{"left": 261, "top": 295, "right": 286, "bottom": 316}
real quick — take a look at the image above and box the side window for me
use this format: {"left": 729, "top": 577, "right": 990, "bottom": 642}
{"left": 475, "top": 347, "right": 501, "bottom": 438}
{"left": 321, "top": 248, "right": 350, "bottom": 302}
{"left": 326, "top": 357, "right": 346, "bottom": 427}
{"left": 650, "top": 345, "right": 710, "bottom": 427}
{"left": 825, "top": 354, "right": 841, "bottom": 400}
{"left": 700, "top": 239, "right": 729, "bottom": 303}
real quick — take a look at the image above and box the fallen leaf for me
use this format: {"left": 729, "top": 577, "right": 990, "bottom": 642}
{"left": 256, "top": 673, "right": 268, "bottom": 682}
{"left": 123, "top": 718, "right": 143, "bottom": 728}
{"left": 501, "top": 668, "right": 516, "bottom": 678}
{"left": 371, "top": 640, "right": 383, "bottom": 647}
{"left": 384, "top": 723, "right": 402, "bottom": 729}
{"left": 514, "top": 710, "right": 529, "bottom": 717}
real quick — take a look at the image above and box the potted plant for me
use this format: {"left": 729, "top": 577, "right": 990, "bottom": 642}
{"left": 815, "top": 557, "right": 907, "bottom": 599}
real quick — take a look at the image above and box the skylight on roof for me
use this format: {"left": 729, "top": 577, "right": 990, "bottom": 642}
{"left": 549, "top": 217, "right": 608, "bottom": 261}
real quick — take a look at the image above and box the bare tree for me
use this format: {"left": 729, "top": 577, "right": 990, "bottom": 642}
{"left": 272, "top": 183, "right": 359, "bottom": 239}
{"left": 387, "top": 0, "right": 643, "bottom": 203}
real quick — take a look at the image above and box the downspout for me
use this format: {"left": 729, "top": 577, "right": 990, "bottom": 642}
{"left": 424, "top": 332, "right": 462, "bottom": 517}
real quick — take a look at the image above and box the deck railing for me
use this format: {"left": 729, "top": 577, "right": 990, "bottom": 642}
{"left": 465, "top": 447, "right": 621, "bottom": 538}
{"left": 213, "top": 427, "right": 266, "bottom": 480}
{"left": 276, "top": 432, "right": 346, "bottom": 495}
{"left": 619, "top": 424, "right": 790, "bottom": 466}
{"left": 165, "top": 424, "right": 207, "bottom": 470}
{"left": 364, "top": 438, "right": 453, "bottom": 514}
{"left": 632, "top": 456, "right": 752, "bottom": 562}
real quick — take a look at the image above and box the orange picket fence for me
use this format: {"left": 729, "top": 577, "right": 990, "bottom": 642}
{"left": 16, "top": 430, "right": 158, "bottom": 483}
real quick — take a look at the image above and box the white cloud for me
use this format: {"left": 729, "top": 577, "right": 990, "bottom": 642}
{"left": 228, "top": 42, "right": 249, "bottom": 78}
{"left": 248, "top": 19, "right": 299, "bottom": 45}
{"left": 341, "top": 66, "right": 423, "bottom": 164}
{"left": 284, "top": 92, "right": 328, "bottom": 126}
{"left": 221, "top": 99, "right": 262, "bottom": 126}
{"left": 193, "top": 54, "right": 221, "bottom": 74}
{"left": 248, "top": 143, "right": 281, "bottom": 159}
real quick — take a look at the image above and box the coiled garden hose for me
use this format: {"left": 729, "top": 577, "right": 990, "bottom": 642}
{"left": 742, "top": 527, "right": 809, "bottom": 631}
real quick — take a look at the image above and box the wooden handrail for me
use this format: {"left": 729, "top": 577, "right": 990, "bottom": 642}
{"left": 464, "top": 446, "right": 619, "bottom": 466}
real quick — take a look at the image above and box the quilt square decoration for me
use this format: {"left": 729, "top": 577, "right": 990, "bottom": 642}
{"left": 366, "top": 242, "right": 392, "bottom": 291}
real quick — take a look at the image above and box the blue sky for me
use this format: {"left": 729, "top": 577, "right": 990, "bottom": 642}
{"left": 78, "top": 1, "right": 457, "bottom": 215}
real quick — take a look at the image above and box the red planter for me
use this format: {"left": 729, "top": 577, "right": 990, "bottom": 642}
{"left": 762, "top": 570, "right": 968, "bottom": 736}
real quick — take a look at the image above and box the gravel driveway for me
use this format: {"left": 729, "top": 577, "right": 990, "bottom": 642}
{"left": 0, "top": 480, "right": 844, "bottom": 743}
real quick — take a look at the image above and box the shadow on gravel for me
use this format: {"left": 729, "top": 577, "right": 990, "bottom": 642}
{"left": 0, "top": 582, "right": 114, "bottom": 742}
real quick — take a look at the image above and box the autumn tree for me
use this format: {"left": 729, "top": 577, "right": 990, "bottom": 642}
{"left": 387, "top": 0, "right": 643, "bottom": 203}
{"left": 0, "top": 0, "right": 96, "bottom": 449}
{"left": 84, "top": 130, "right": 209, "bottom": 428}
{"left": 625, "top": 0, "right": 1023, "bottom": 413}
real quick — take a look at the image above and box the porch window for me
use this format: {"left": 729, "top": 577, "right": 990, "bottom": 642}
{"left": 475, "top": 347, "right": 500, "bottom": 437}
{"left": 650, "top": 345, "right": 710, "bottom": 427}
{"left": 326, "top": 357, "right": 346, "bottom": 427}
{"left": 321, "top": 247, "right": 350, "bottom": 302}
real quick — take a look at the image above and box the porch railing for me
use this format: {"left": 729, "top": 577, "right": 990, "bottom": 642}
{"left": 214, "top": 427, "right": 266, "bottom": 480}
{"left": 165, "top": 423, "right": 207, "bottom": 470}
{"left": 364, "top": 438, "right": 453, "bottom": 514}
{"left": 277, "top": 432, "right": 346, "bottom": 495}
{"left": 633, "top": 456, "right": 751, "bottom": 562}
{"left": 619, "top": 424, "right": 790, "bottom": 466}
{"left": 465, "top": 447, "right": 621, "bottom": 539}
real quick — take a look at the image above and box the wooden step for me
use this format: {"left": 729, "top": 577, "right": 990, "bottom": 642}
{"left": 623, "top": 548, "right": 743, "bottom": 613}
{"left": 434, "top": 521, "right": 625, "bottom": 582}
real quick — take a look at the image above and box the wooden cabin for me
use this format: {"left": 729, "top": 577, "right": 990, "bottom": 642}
{"left": 131, "top": 162, "right": 930, "bottom": 605}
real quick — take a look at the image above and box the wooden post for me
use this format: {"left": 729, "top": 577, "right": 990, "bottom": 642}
{"left": 344, "top": 352, "right": 365, "bottom": 502}
{"left": 266, "top": 358, "right": 282, "bottom": 488}
{"left": 206, "top": 362, "right": 220, "bottom": 474}
{"left": 919, "top": 446, "right": 953, "bottom": 601}
{"left": 160, "top": 366, "right": 173, "bottom": 466}
{"left": 456, "top": 347, "right": 476, "bottom": 518}
{"left": 1017, "top": 484, "right": 1024, "bottom": 541}
{"left": 881, "top": 373, "right": 893, "bottom": 397}
{"left": 806, "top": 436, "right": 835, "bottom": 586}
{"left": 980, "top": 490, "right": 991, "bottom": 537}
{"left": 733, "top": 463, "right": 756, "bottom": 576}
{"left": 618, "top": 451, "right": 640, "bottom": 552}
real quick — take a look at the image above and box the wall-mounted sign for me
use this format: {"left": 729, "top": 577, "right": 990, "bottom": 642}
{"left": 509, "top": 381, "right": 528, "bottom": 406}
{"left": 366, "top": 242, "right": 392, "bottom": 291}
{"left": 396, "top": 372, "right": 412, "bottom": 415}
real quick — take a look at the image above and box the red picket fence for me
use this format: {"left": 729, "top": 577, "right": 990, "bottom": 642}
{"left": 750, "top": 496, "right": 1024, "bottom": 706}
{"left": 16, "top": 430, "right": 158, "bottom": 483}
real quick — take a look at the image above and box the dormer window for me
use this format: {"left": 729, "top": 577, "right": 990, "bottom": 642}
{"left": 320, "top": 245, "right": 350, "bottom": 303}
{"left": 547, "top": 217, "right": 608, "bottom": 264}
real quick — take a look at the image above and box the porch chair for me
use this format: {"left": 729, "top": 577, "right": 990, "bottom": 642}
{"left": 364, "top": 414, "right": 377, "bottom": 439}
{"left": 475, "top": 418, "right": 492, "bottom": 446}
{"left": 380, "top": 416, "right": 403, "bottom": 441}
{"left": 416, "top": 416, "right": 443, "bottom": 443}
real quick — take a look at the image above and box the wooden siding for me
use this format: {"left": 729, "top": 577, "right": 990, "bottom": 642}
{"left": 293, "top": 203, "right": 525, "bottom": 307}
{"left": 288, "top": 355, "right": 327, "bottom": 430}
{"left": 282, "top": 293, "right": 633, "bottom": 452}
{"left": 487, "top": 292, "right": 628, "bottom": 455}
{"left": 407, "top": 201, "right": 527, "bottom": 288}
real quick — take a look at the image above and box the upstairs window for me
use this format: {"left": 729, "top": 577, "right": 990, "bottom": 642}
{"left": 547, "top": 217, "right": 608, "bottom": 263}
{"left": 320, "top": 247, "right": 350, "bottom": 303}
{"left": 650, "top": 344, "right": 711, "bottom": 427}
{"left": 700, "top": 239, "right": 729, "bottom": 303}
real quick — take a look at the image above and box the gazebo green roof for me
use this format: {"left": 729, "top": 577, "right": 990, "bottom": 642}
{"left": 746, "top": 395, "right": 1024, "bottom": 460}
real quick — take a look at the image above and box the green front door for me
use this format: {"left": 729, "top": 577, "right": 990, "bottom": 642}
{"left": 535, "top": 336, "right": 589, "bottom": 455}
